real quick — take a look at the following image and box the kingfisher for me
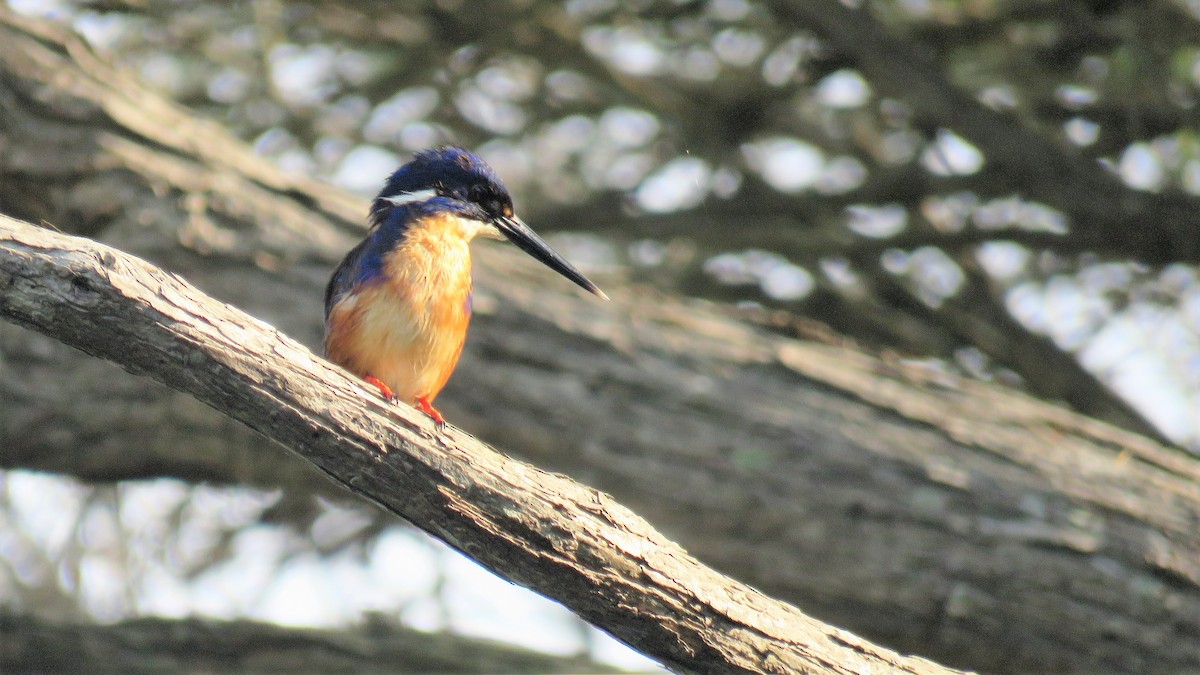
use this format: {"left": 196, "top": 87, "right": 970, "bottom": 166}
{"left": 324, "top": 146, "right": 607, "bottom": 427}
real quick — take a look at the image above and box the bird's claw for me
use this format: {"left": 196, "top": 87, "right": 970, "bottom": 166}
{"left": 415, "top": 395, "right": 447, "bottom": 431}
{"left": 362, "top": 376, "right": 445, "bottom": 430}
{"left": 363, "top": 375, "right": 397, "bottom": 402}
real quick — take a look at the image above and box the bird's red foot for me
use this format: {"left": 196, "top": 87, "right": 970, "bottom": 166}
{"left": 415, "top": 395, "right": 446, "bottom": 429}
{"left": 363, "top": 375, "right": 397, "bottom": 402}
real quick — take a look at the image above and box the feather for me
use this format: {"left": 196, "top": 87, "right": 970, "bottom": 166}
{"left": 324, "top": 212, "right": 475, "bottom": 404}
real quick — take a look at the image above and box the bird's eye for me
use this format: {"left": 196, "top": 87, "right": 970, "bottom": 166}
{"left": 468, "top": 185, "right": 488, "bottom": 203}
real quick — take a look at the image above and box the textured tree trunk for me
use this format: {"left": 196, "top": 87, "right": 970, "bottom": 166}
{"left": 2, "top": 8, "right": 1200, "bottom": 674}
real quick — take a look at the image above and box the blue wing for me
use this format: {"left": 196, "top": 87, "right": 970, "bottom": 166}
{"left": 324, "top": 236, "right": 387, "bottom": 320}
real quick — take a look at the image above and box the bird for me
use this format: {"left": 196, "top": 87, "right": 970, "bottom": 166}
{"left": 323, "top": 146, "right": 607, "bottom": 427}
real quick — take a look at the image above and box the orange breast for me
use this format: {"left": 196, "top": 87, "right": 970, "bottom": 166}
{"left": 325, "top": 213, "right": 475, "bottom": 404}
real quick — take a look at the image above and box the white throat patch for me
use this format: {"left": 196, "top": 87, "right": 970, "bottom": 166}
{"left": 382, "top": 188, "right": 439, "bottom": 207}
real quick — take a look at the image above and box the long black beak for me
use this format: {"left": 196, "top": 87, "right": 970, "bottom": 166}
{"left": 496, "top": 215, "right": 609, "bottom": 300}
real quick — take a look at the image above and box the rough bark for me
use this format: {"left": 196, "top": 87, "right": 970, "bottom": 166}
{"left": 0, "top": 215, "right": 958, "bottom": 675}
{"left": 2, "top": 6, "right": 1200, "bottom": 674}
{"left": 0, "top": 612, "right": 621, "bottom": 674}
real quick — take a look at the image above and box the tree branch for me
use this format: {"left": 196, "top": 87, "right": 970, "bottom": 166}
{"left": 4, "top": 7, "right": 1200, "bottom": 673}
{"left": 0, "top": 215, "right": 955, "bottom": 674}
{"left": 0, "top": 612, "right": 621, "bottom": 674}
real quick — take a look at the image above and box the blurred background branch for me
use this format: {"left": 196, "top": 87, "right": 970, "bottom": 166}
{"left": 0, "top": 612, "right": 623, "bottom": 674}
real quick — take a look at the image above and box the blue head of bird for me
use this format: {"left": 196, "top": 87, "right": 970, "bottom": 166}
{"left": 368, "top": 146, "right": 608, "bottom": 299}
{"left": 324, "top": 146, "right": 606, "bottom": 425}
